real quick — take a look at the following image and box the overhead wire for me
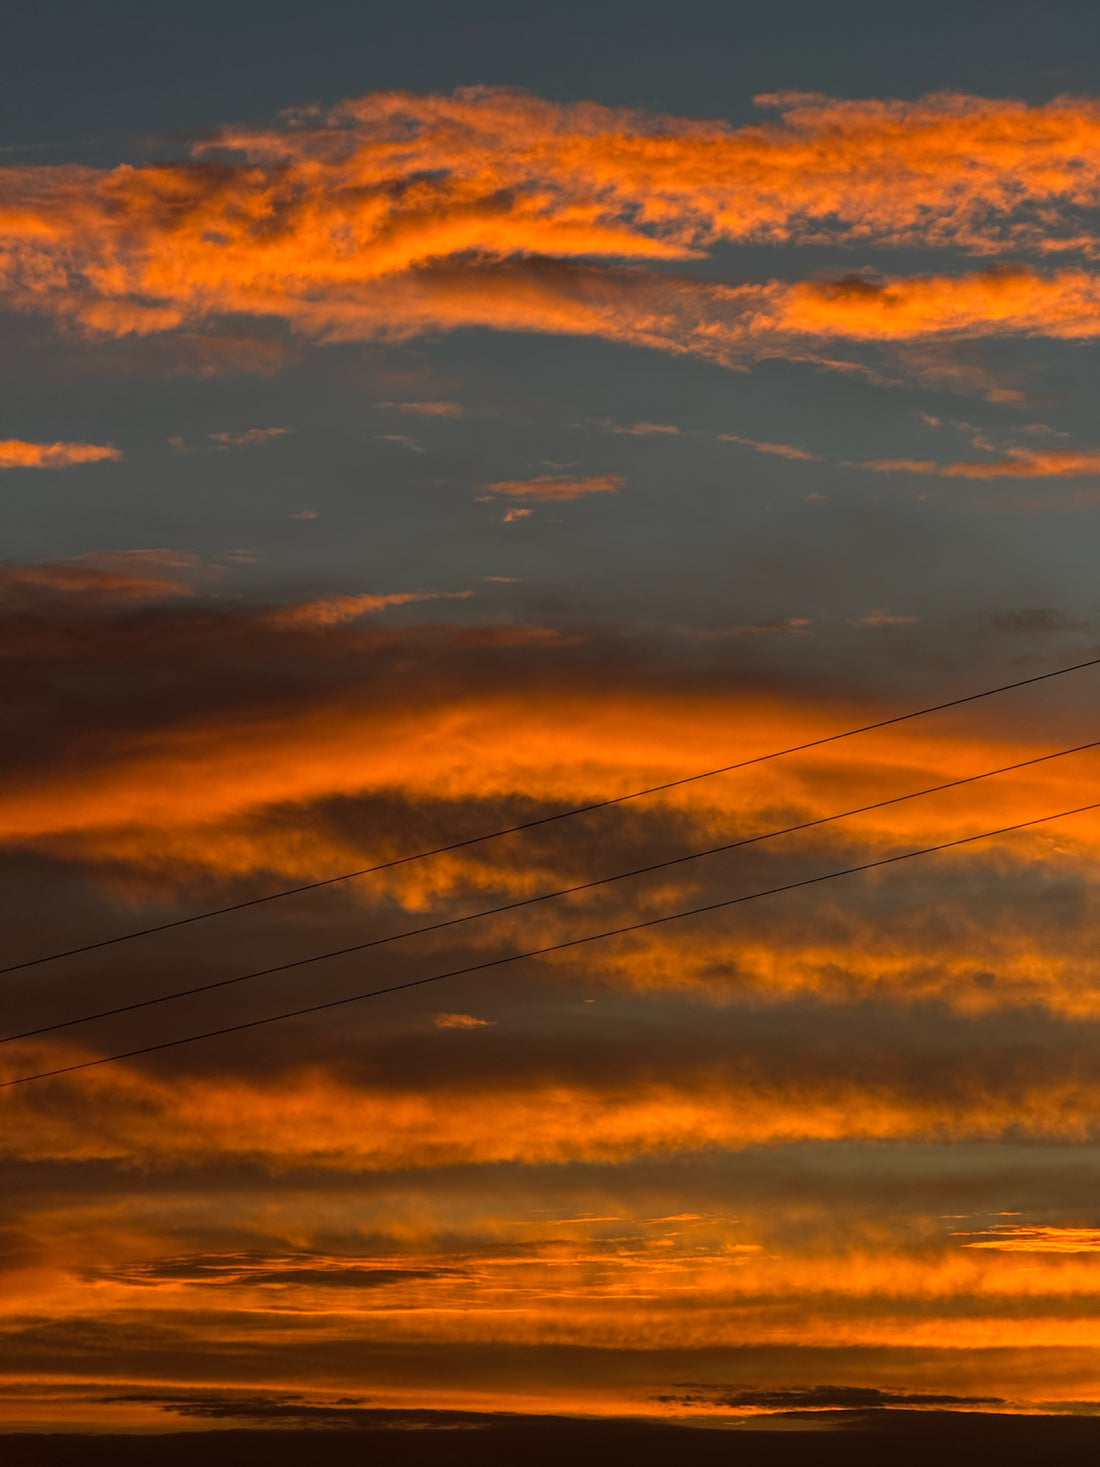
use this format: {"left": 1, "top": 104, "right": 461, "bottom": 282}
{"left": 4, "top": 736, "right": 1098, "bottom": 1047}
{"left": 4, "top": 796, "right": 1099, "bottom": 1090}
{"left": 2, "top": 651, "right": 1099, "bottom": 979}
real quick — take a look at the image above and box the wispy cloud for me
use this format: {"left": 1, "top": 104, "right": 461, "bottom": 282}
{"left": 208, "top": 427, "right": 291, "bottom": 449}
{"left": 0, "top": 550, "right": 201, "bottom": 603}
{"left": 433, "top": 1013, "right": 496, "bottom": 1029}
{"left": 718, "top": 433, "right": 820, "bottom": 460}
{"left": 957, "top": 1226, "right": 1100, "bottom": 1253}
{"left": 855, "top": 447, "right": 1100, "bottom": 478}
{"left": 483, "top": 473, "right": 625, "bottom": 501}
{"left": 657, "top": 1384, "right": 1003, "bottom": 1413}
{"left": 0, "top": 438, "right": 121, "bottom": 470}
{"left": 688, "top": 616, "right": 812, "bottom": 637}
{"left": 100, "top": 1249, "right": 464, "bottom": 1288}
{"left": 379, "top": 401, "right": 466, "bottom": 417}
{"left": 170, "top": 427, "right": 290, "bottom": 452}
{"left": 851, "top": 608, "right": 919, "bottom": 627}
{"left": 377, "top": 433, "right": 424, "bottom": 452}
{"left": 263, "top": 588, "right": 472, "bottom": 629}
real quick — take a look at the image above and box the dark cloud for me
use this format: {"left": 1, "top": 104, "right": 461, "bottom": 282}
{"left": 98, "top": 1251, "right": 467, "bottom": 1289}
{"left": 10, "top": 1411, "right": 1100, "bottom": 1467}
{"left": 655, "top": 1383, "right": 1004, "bottom": 1410}
{"left": 94, "top": 1392, "right": 488, "bottom": 1428}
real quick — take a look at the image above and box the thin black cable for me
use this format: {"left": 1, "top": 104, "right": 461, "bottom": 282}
{"left": 2, "top": 652, "right": 1098, "bottom": 980}
{"left": 5, "top": 737, "right": 1097, "bottom": 1047}
{"left": 4, "top": 796, "right": 1098, "bottom": 1090}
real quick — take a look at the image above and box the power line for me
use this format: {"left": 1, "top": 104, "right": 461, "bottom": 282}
{"left": 4, "top": 796, "right": 1098, "bottom": 1090}
{"left": 3, "top": 652, "right": 1098, "bottom": 980}
{"left": 4, "top": 737, "right": 1097, "bottom": 1047}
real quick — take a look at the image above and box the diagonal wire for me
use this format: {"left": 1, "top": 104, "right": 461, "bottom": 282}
{"left": 4, "top": 737, "right": 1097, "bottom": 1046}
{"left": 2, "top": 652, "right": 1098, "bottom": 980}
{"left": 3, "top": 796, "right": 1098, "bottom": 1090}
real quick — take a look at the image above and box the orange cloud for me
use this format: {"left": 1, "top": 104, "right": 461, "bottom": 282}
{"left": 30, "top": 1229, "right": 1100, "bottom": 1333}
{"left": 483, "top": 473, "right": 625, "bottom": 500}
{"left": 12, "top": 1061, "right": 1100, "bottom": 1169}
{"left": 379, "top": 400, "right": 466, "bottom": 417}
{"left": 9, "top": 1149, "right": 1100, "bottom": 1423}
{"left": 261, "top": 588, "right": 472, "bottom": 629}
{"left": 958, "top": 1227, "right": 1100, "bottom": 1253}
{"left": 16, "top": 1200, "right": 1100, "bottom": 1425}
{"left": 859, "top": 447, "right": 1100, "bottom": 478}
{"left": 184, "top": 258, "right": 1100, "bottom": 372}
{"left": 718, "top": 433, "right": 820, "bottom": 460}
{"left": 0, "top": 574, "right": 1098, "bottom": 1013}
{"left": 4, "top": 91, "right": 1100, "bottom": 374}
{"left": 0, "top": 550, "right": 201, "bottom": 602}
{"left": 5, "top": 615, "right": 1093, "bottom": 869}
{"left": 179, "top": 88, "right": 1100, "bottom": 260}
{"left": 0, "top": 439, "right": 121, "bottom": 469}
{"left": 207, "top": 426, "right": 290, "bottom": 448}
{"left": 752, "top": 265, "right": 1100, "bottom": 348}
{"left": 432, "top": 1012, "right": 495, "bottom": 1028}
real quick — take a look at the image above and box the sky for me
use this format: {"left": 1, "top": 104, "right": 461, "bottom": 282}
{"left": 4, "top": 0, "right": 1100, "bottom": 1445}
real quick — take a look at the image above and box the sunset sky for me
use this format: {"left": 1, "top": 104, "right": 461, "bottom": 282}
{"left": 5, "top": 0, "right": 1100, "bottom": 1444}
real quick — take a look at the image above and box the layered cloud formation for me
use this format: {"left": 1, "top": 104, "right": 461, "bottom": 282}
{"left": 3, "top": 89, "right": 1100, "bottom": 379}
{"left": 2, "top": 576, "right": 1100, "bottom": 1424}
{"left": 6, "top": 84, "right": 1100, "bottom": 1435}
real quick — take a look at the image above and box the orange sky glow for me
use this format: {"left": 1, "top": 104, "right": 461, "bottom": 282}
{"left": 3, "top": 52, "right": 1100, "bottom": 1444}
